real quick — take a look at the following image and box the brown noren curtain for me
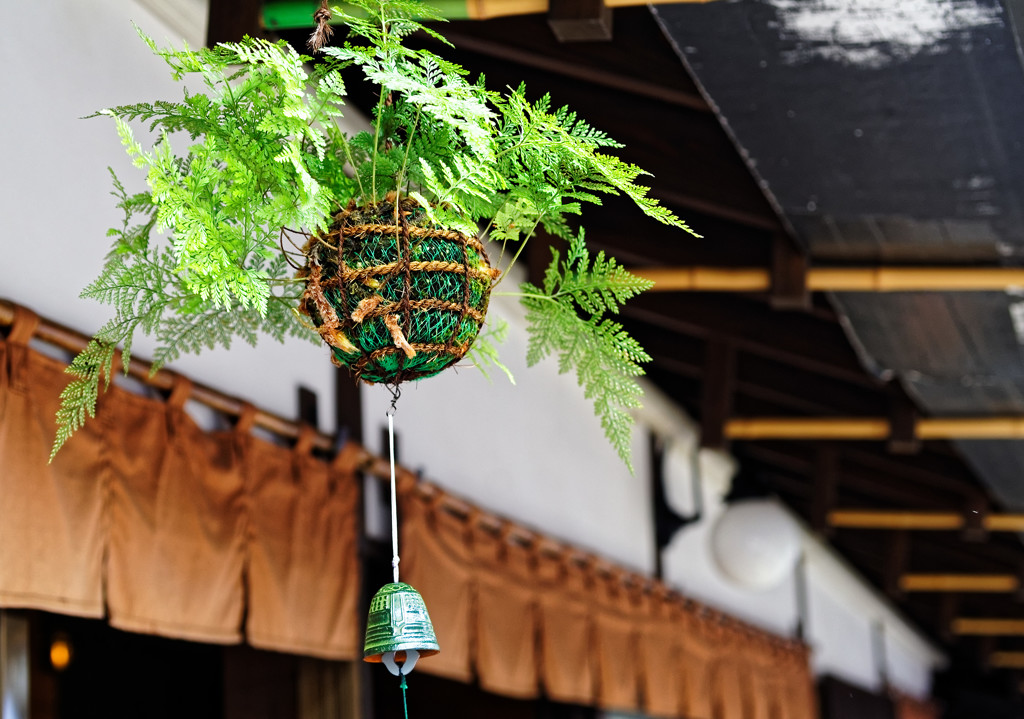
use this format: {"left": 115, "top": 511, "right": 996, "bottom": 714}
{"left": 397, "top": 475, "right": 820, "bottom": 719}
{"left": 0, "top": 306, "right": 359, "bottom": 658}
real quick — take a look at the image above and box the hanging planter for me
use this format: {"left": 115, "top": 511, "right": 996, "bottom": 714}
{"left": 52, "top": 0, "right": 701, "bottom": 467}
{"left": 300, "top": 196, "right": 500, "bottom": 384}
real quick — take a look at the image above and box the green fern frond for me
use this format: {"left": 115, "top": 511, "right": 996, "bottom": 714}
{"left": 519, "top": 231, "right": 653, "bottom": 471}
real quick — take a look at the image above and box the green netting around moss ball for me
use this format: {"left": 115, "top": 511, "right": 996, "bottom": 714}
{"left": 299, "top": 198, "right": 499, "bottom": 385}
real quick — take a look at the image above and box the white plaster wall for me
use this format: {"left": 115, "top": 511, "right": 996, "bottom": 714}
{"left": 3, "top": 0, "right": 942, "bottom": 702}
{"left": 1, "top": 0, "right": 338, "bottom": 431}
{"left": 362, "top": 291, "right": 656, "bottom": 573}
{"left": 807, "top": 578, "right": 880, "bottom": 690}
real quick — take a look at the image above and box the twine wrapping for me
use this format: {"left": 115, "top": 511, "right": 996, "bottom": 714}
{"left": 299, "top": 197, "right": 500, "bottom": 385}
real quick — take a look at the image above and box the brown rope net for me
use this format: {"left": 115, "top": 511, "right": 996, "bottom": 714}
{"left": 299, "top": 196, "right": 500, "bottom": 385}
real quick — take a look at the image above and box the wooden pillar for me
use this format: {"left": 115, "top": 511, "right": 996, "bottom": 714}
{"left": 812, "top": 445, "right": 839, "bottom": 536}
{"left": 770, "top": 234, "right": 809, "bottom": 310}
{"left": 887, "top": 390, "right": 920, "bottom": 454}
{"left": 0, "top": 611, "right": 30, "bottom": 719}
{"left": 699, "top": 338, "right": 736, "bottom": 449}
{"left": 884, "top": 530, "right": 910, "bottom": 599}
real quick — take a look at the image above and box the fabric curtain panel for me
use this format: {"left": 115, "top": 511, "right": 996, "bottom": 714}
{"left": 472, "top": 522, "right": 541, "bottom": 698}
{"left": 0, "top": 308, "right": 106, "bottom": 618}
{"left": 535, "top": 548, "right": 596, "bottom": 705}
{"left": 398, "top": 476, "right": 820, "bottom": 719}
{"left": 398, "top": 486, "right": 476, "bottom": 683}
{"left": 637, "top": 588, "right": 684, "bottom": 718}
{"left": 243, "top": 429, "right": 361, "bottom": 659}
{"left": 105, "top": 376, "right": 247, "bottom": 643}
{"left": 0, "top": 308, "right": 360, "bottom": 659}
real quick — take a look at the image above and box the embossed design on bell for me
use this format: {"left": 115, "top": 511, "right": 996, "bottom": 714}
{"left": 363, "top": 582, "right": 440, "bottom": 665}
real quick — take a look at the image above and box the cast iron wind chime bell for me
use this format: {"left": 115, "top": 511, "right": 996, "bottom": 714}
{"left": 363, "top": 402, "right": 439, "bottom": 715}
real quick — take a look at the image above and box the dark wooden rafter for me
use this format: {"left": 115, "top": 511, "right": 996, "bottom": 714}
{"left": 437, "top": 23, "right": 709, "bottom": 111}
{"left": 207, "top": 0, "right": 263, "bottom": 45}
{"left": 625, "top": 293, "right": 882, "bottom": 387}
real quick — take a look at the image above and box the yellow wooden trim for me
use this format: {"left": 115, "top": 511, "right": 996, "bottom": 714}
{"left": 724, "top": 418, "right": 890, "bottom": 440}
{"left": 953, "top": 618, "right": 1024, "bottom": 636}
{"left": 900, "top": 574, "right": 1019, "bottom": 593}
{"left": 827, "top": 510, "right": 963, "bottom": 530}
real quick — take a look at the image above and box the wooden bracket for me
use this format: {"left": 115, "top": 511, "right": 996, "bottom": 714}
{"left": 962, "top": 495, "right": 990, "bottom": 543}
{"left": 887, "top": 389, "right": 921, "bottom": 454}
{"left": 812, "top": 445, "right": 839, "bottom": 536}
{"left": 699, "top": 338, "right": 736, "bottom": 449}
{"left": 770, "top": 233, "right": 809, "bottom": 310}
{"left": 939, "top": 593, "right": 959, "bottom": 643}
{"left": 547, "top": 0, "right": 613, "bottom": 42}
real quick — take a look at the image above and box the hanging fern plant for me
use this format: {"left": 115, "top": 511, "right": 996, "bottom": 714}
{"left": 53, "top": 0, "right": 699, "bottom": 467}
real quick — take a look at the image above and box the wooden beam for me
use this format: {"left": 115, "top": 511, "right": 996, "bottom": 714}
{"left": 954, "top": 618, "right": 1024, "bottom": 636}
{"left": 900, "top": 574, "right": 1020, "bottom": 593}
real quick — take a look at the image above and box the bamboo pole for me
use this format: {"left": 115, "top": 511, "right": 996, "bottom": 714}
{"left": 980, "top": 514, "right": 1024, "bottom": 532}
{"left": 723, "top": 416, "right": 1024, "bottom": 441}
{"left": 724, "top": 418, "right": 891, "bottom": 440}
{"left": 827, "top": 510, "right": 963, "bottom": 530}
{"left": 0, "top": 299, "right": 335, "bottom": 452}
{"left": 899, "top": 574, "right": 1019, "bottom": 593}
{"left": 990, "top": 652, "right": 1024, "bottom": 670}
{"left": 632, "top": 266, "right": 1024, "bottom": 293}
{"left": 953, "top": 619, "right": 1024, "bottom": 636}
{"left": 827, "top": 510, "right": 1024, "bottom": 532}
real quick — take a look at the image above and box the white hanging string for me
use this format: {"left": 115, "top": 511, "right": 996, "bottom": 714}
{"left": 388, "top": 409, "right": 400, "bottom": 583}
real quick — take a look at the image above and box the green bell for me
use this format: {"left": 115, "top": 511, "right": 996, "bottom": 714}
{"left": 363, "top": 582, "right": 439, "bottom": 676}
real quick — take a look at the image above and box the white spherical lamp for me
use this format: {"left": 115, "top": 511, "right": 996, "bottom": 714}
{"left": 710, "top": 498, "right": 801, "bottom": 591}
